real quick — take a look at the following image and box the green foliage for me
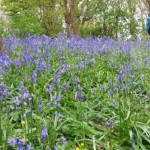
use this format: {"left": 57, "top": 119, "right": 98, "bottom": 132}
{"left": 11, "top": 11, "right": 43, "bottom": 36}
{"left": 1, "top": 0, "right": 63, "bottom": 37}
{"left": 81, "top": 26, "right": 102, "bottom": 38}
{"left": 0, "top": 14, "right": 10, "bottom": 36}
{"left": 0, "top": 22, "right": 4, "bottom": 35}
{"left": 0, "top": 0, "right": 143, "bottom": 38}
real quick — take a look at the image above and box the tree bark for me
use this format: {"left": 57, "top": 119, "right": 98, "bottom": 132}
{"left": 62, "top": 0, "right": 80, "bottom": 37}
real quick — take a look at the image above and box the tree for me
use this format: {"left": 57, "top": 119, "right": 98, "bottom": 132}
{"left": 36, "top": 0, "right": 63, "bottom": 37}
{"left": 0, "top": 0, "right": 148, "bottom": 39}
{"left": 61, "top": 0, "right": 79, "bottom": 37}
{"left": 127, "top": 0, "right": 138, "bottom": 38}
{"left": 1, "top": 0, "right": 62, "bottom": 36}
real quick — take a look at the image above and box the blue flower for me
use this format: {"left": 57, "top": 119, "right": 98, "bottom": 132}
{"left": 54, "top": 78, "right": 60, "bottom": 86}
{"left": 106, "top": 120, "right": 113, "bottom": 127}
{"left": 35, "top": 59, "right": 48, "bottom": 71}
{"left": 76, "top": 91, "right": 83, "bottom": 101}
{"left": 118, "top": 70, "right": 126, "bottom": 84}
{"left": 18, "top": 83, "right": 25, "bottom": 91}
{"left": 62, "top": 82, "right": 70, "bottom": 92}
{"left": 8, "top": 138, "right": 16, "bottom": 147}
{"left": 25, "top": 144, "right": 33, "bottom": 150}
{"left": 112, "top": 100, "right": 116, "bottom": 107}
{"left": 23, "top": 109, "right": 31, "bottom": 118}
{"left": 72, "top": 76, "right": 78, "bottom": 86}
{"left": 55, "top": 70, "right": 62, "bottom": 79}
{"left": 38, "top": 101, "right": 42, "bottom": 112}
{"left": 18, "top": 84, "right": 30, "bottom": 100}
{"left": 46, "top": 84, "right": 52, "bottom": 94}
{"left": 60, "top": 136, "right": 67, "bottom": 145}
{"left": 7, "top": 137, "right": 32, "bottom": 150}
{"left": 11, "top": 96, "right": 21, "bottom": 105}
{"left": 15, "top": 137, "right": 25, "bottom": 147}
{"left": 14, "top": 58, "right": 21, "bottom": 68}
{"left": 57, "top": 113, "right": 63, "bottom": 119}
{"left": 0, "top": 53, "right": 12, "bottom": 68}
{"left": 21, "top": 89, "right": 30, "bottom": 100}
{"left": 41, "top": 127, "right": 48, "bottom": 139}
{"left": 0, "top": 81, "right": 9, "bottom": 99}
{"left": 54, "top": 95, "right": 62, "bottom": 103}
{"left": 30, "top": 71, "right": 37, "bottom": 83}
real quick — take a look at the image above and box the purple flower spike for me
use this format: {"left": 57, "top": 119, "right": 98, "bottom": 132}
{"left": 38, "top": 101, "right": 42, "bottom": 112}
{"left": 18, "top": 83, "right": 25, "bottom": 91}
{"left": 60, "top": 135, "right": 67, "bottom": 145}
{"left": 57, "top": 113, "right": 63, "bottom": 118}
{"left": 46, "top": 84, "right": 51, "bottom": 94}
{"left": 76, "top": 91, "right": 83, "bottom": 101}
{"left": 41, "top": 127, "right": 48, "bottom": 139}
{"left": 0, "top": 81, "right": 9, "bottom": 99}
{"left": 26, "top": 144, "right": 33, "bottom": 150}
{"left": 14, "top": 58, "right": 21, "bottom": 68}
{"left": 112, "top": 100, "right": 116, "bottom": 107}
{"left": 106, "top": 120, "right": 113, "bottom": 127}
{"left": 16, "top": 137, "right": 25, "bottom": 147}
{"left": 8, "top": 138, "right": 17, "bottom": 147}
{"left": 11, "top": 96, "right": 21, "bottom": 106}
{"left": 31, "top": 71, "right": 37, "bottom": 83}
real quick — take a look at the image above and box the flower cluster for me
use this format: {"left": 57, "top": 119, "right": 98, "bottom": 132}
{"left": 8, "top": 137, "right": 33, "bottom": 150}
{"left": 0, "top": 81, "right": 9, "bottom": 99}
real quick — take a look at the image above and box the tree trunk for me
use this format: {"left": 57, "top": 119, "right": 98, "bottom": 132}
{"left": 73, "top": 16, "right": 80, "bottom": 36}
{"left": 62, "top": 0, "right": 80, "bottom": 37}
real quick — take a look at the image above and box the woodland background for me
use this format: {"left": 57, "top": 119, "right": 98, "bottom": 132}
{"left": 0, "top": 0, "right": 150, "bottom": 39}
